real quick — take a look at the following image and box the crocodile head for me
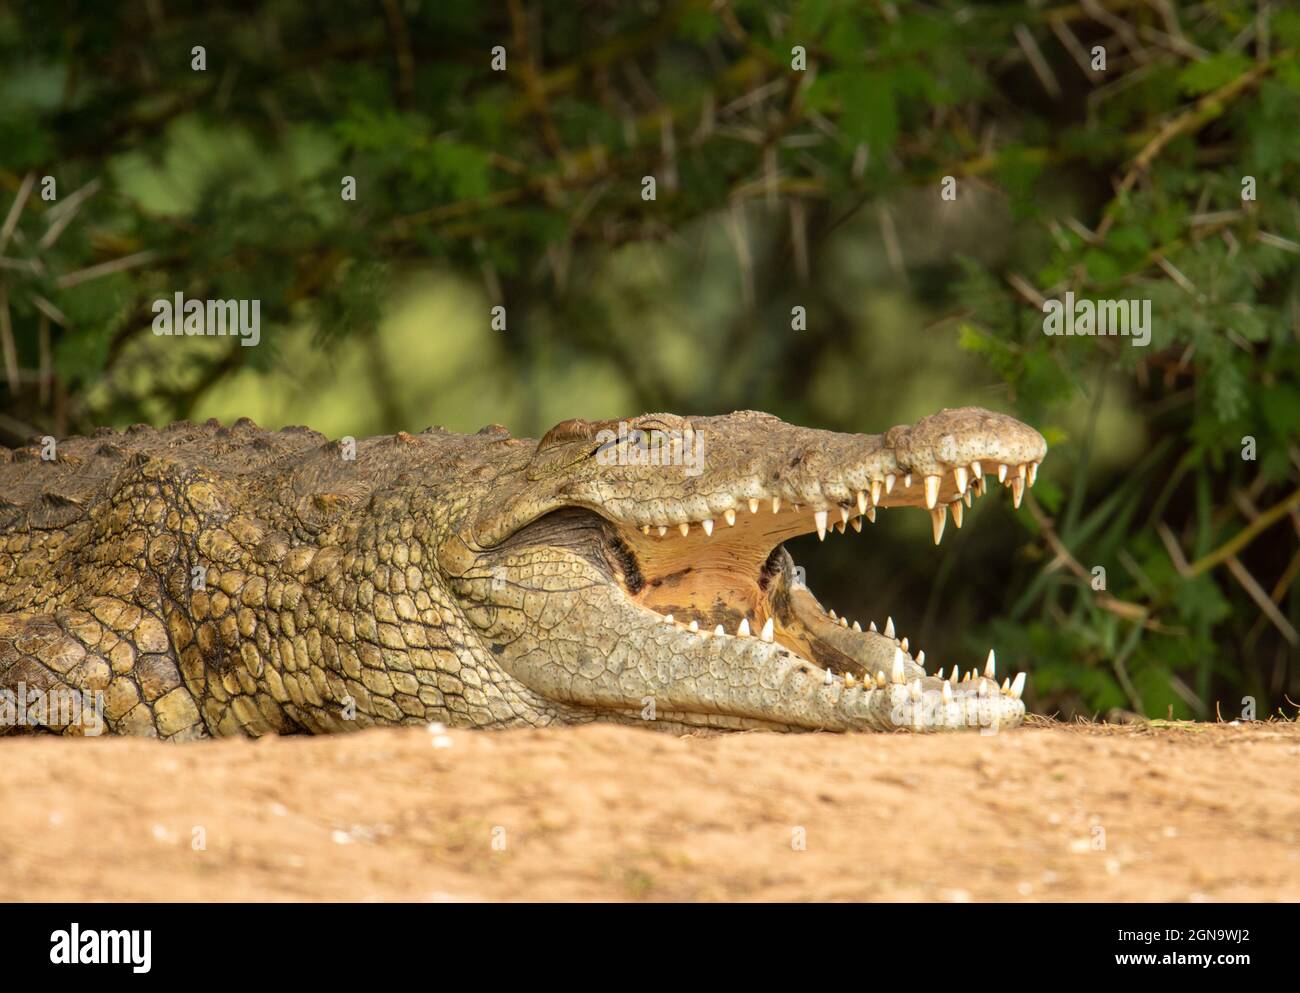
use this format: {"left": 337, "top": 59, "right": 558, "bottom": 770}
{"left": 444, "top": 407, "right": 1047, "bottom": 733}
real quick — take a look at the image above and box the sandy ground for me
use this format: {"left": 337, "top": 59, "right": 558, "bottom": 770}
{"left": 2, "top": 718, "right": 1298, "bottom": 902}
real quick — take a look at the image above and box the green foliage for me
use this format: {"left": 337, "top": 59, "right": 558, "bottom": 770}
{"left": 1177, "top": 52, "right": 1254, "bottom": 96}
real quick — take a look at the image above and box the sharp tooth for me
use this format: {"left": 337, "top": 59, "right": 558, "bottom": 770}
{"left": 851, "top": 516, "right": 862, "bottom": 532}
{"left": 869, "top": 621, "right": 877, "bottom": 632}
{"left": 845, "top": 672, "right": 855, "bottom": 687}
{"left": 1011, "top": 477, "right": 1025, "bottom": 508}
{"left": 891, "top": 649, "right": 906, "bottom": 684}
{"left": 924, "top": 475, "right": 941, "bottom": 509}
{"left": 824, "top": 669, "right": 833, "bottom": 686}
{"left": 870, "top": 479, "right": 882, "bottom": 505}
{"left": 930, "top": 505, "right": 947, "bottom": 544}
{"left": 977, "top": 679, "right": 990, "bottom": 698}
{"left": 852, "top": 621, "right": 861, "bottom": 632}
{"left": 949, "top": 667, "right": 959, "bottom": 684}
{"left": 678, "top": 522, "right": 691, "bottom": 537}
{"left": 834, "top": 521, "right": 845, "bottom": 534}
{"left": 950, "top": 500, "right": 963, "bottom": 529}
{"left": 714, "top": 624, "right": 725, "bottom": 635}
{"left": 971, "top": 460, "right": 982, "bottom": 480}
{"left": 963, "top": 489, "right": 972, "bottom": 508}
{"left": 1001, "top": 677, "right": 1010, "bottom": 694}
{"left": 904, "top": 474, "right": 913, "bottom": 489}
{"left": 839, "top": 616, "right": 848, "bottom": 627}
{"left": 688, "top": 620, "right": 699, "bottom": 632}
{"left": 657, "top": 526, "right": 667, "bottom": 537}
{"left": 724, "top": 509, "right": 736, "bottom": 527}
{"left": 875, "top": 671, "right": 886, "bottom": 688}
{"left": 884, "top": 617, "right": 895, "bottom": 638}
{"left": 760, "top": 617, "right": 774, "bottom": 642}
{"left": 916, "top": 649, "right": 925, "bottom": 667}
{"left": 884, "top": 473, "right": 896, "bottom": 494}
{"left": 1010, "top": 672, "right": 1026, "bottom": 698}
{"left": 829, "top": 609, "right": 837, "bottom": 620}
{"left": 954, "top": 466, "right": 968, "bottom": 494}
{"left": 857, "top": 490, "right": 869, "bottom": 514}
{"left": 900, "top": 637, "right": 909, "bottom": 653}
{"left": 748, "top": 498, "right": 760, "bottom": 514}
{"left": 866, "top": 507, "right": 876, "bottom": 523}
{"left": 963, "top": 670, "right": 972, "bottom": 683}
{"left": 664, "top": 614, "right": 674, "bottom": 624}
{"left": 737, "top": 618, "right": 751, "bottom": 637}
{"left": 1028, "top": 462, "right": 1039, "bottom": 486}
{"left": 984, "top": 649, "right": 996, "bottom": 679}
{"left": 772, "top": 497, "right": 782, "bottom": 513}
{"left": 997, "top": 463, "right": 1008, "bottom": 483}
{"left": 701, "top": 518, "right": 714, "bottom": 536}
{"left": 814, "top": 509, "right": 828, "bottom": 541}
{"left": 840, "top": 506, "right": 850, "bottom": 525}
{"left": 942, "top": 681, "right": 954, "bottom": 703}
{"left": 641, "top": 525, "right": 650, "bottom": 535}
{"left": 1017, "top": 463, "right": 1027, "bottom": 480}
{"left": 909, "top": 679, "right": 922, "bottom": 700}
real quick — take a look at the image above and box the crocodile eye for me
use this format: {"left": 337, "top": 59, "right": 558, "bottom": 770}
{"left": 529, "top": 418, "right": 617, "bottom": 477}
{"left": 537, "top": 418, "right": 595, "bottom": 450}
{"left": 532, "top": 417, "right": 669, "bottom": 477}
{"left": 538, "top": 417, "right": 648, "bottom": 462}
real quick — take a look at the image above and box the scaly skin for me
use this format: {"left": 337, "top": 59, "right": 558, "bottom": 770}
{"left": 0, "top": 408, "right": 1046, "bottom": 739}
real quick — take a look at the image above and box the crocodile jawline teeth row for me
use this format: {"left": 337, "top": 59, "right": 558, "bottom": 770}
{"left": 813, "top": 622, "right": 1028, "bottom": 701}
{"left": 658, "top": 608, "right": 1030, "bottom": 704}
{"left": 634, "top": 460, "right": 1041, "bottom": 546}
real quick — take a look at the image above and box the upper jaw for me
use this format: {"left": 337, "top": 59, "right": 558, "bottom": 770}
{"left": 470, "top": 406, "right": 1045, "bottom": 548}
{"left": 599, "top": 412, "right": 1045, "bottom": 552}
{"left": 553, "top": 406, "right": 1045, "bottom": 537}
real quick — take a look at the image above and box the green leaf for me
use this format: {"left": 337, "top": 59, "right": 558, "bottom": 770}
{"left": 1031, "top": 476, "right": 1064, "bottom": 513}
{"left": 1272, "top": 9, "right": 1300, "bottom": 47}
{"left": 427, "top": 140, "right": 492, "bottom": 201}
{"left": 1259, "top": 382, "right": 1300, "bottom": 437}
{"left": 1176, "top": 52, "right": 1253, "bottom": 96}
{"left": 838, "top": 71, "right": 897, "bottom": 155}
{"left": 794, "top": 0, "right": 835, "bottom": 36}
{"left": 1082, "top": 250, "right": 1123, "bottom": 284}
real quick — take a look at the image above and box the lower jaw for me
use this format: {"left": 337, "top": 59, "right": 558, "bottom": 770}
{"left": 485, "top": 510, "right": 1031, "bottom": 730}
{"left": 606, "top": 683, "right": 1025, "bottom": 734}
{"left": 620, "top": 583, "right": 1029, "bottom": 731}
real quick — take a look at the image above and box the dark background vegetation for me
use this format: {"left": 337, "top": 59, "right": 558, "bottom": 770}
{"left": 2, "top": 0, "right": 1297, "bottom": 721}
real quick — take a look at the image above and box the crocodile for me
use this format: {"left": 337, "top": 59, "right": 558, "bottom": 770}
{"left": 0, "top": 407, "right": 1046, "bottom": 739}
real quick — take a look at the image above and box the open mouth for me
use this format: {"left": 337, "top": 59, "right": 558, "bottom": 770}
{"left": 606, "top": 459, "right": 1037, "bottom": 707}
{"left": 471, "top": 407, "right": 1047, "bottom": 731}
